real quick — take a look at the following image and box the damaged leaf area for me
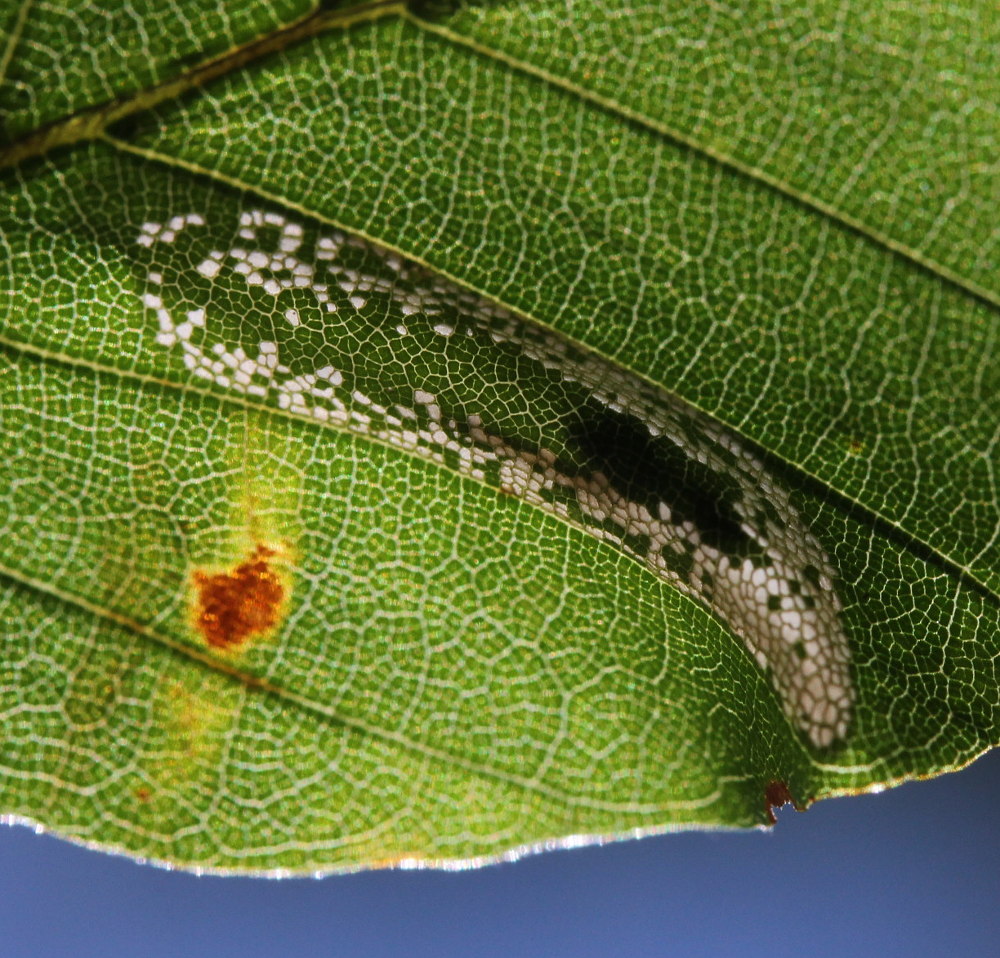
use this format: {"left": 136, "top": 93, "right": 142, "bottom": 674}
{"left": 192, "top": 545, "right": 288, "bottom": 651}
{"left": 1, "top": 0, "right": 998, "bottom": 874}
{"left": 764, "top": 780, "right": 799, "bottom": 825}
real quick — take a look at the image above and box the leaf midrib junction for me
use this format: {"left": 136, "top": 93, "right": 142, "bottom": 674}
{"left": 0, "top": 0, "right": 996, "bottom": 314}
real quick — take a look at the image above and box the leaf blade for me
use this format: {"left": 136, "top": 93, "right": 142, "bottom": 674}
{"left": 1, "top": 2, "right": 998, "bottom": 874}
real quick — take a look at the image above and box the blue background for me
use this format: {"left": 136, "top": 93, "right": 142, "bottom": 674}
{"left": 2, "top": 748, "right": 998, "bottom": 958}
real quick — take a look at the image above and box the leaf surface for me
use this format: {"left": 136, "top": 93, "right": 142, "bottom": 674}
{"left": 1, "top": 0, "right": 997, "bottom": 873}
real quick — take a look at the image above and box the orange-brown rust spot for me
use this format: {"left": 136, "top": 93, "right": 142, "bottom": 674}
{"left": 193, "top": 544, "right": 285, "bottom": 649}
{"left": 764, "top": 780, "right": 798, "bottom": 824}
{"left": 135, "top": 786, "right": 152, "bottom": 803}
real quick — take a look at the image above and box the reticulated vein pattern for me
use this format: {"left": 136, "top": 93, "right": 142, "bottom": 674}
{"left": 136, "top": 204, "right": 853, "bottom": 748}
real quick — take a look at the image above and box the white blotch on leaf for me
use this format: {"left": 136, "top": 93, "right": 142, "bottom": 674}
{"left": 136, "top": 208, "right": 854, "bottom": 749}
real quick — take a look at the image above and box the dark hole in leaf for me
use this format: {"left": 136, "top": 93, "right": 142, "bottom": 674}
{"left": 568, "top": 404, "right": 756, "bottom": 556}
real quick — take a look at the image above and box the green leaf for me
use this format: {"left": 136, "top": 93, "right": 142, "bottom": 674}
{"left": 1, "top": 0, "right": 997, "bottom": 874}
